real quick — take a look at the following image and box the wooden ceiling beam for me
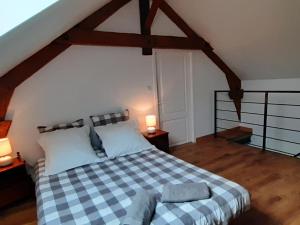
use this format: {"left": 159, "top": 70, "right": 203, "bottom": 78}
{"left": 204, "top": 51, "right": 241, "bottom": 90}
{"left": 159, "top": 1, "right": 212, "bottom": 50}
{"left": 205, "top": 50, "right": 242, "bottom": 119}
{"left": 159, "top": 0, "right": 242, "bottom": 119}
{"left": 0, "top": 0, "right": 132, "bottom": 131}
{"left": 0, "top": 0, "right": 132, "bottom": 90}
{"left": 145, "top": 0, "right": 162, "bottom": 31}
{"left": 79, "top": 0, "right": 132, "bottom": 30}
{"left": 0, "top": 88, "right": 14, "bottom": 122}
{"left": 0, "top": 43, "right": 71, "bottom": 90}
{"left": 139, "top": 0, "right": 152, "bottom": 55}
{"left": 0, "top": 120, "right": 12, "bottom": 138}
{"left": 0, "top": 78, "right": 12, "bottom": 136}
{"left": 66, "top": 29, "right": 203, "bottom": 50}
{"left": 0, "top": 0, "right": 244, "bottom": 133}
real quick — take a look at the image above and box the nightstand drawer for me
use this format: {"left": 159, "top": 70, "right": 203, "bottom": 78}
{"left": 0, "top": 158, "right": 34, "bottom": 208}
{"left": 0, "top": 180, "right": 32, "bottom": 208}
{"left": 0, "top": 167, "right": 28, "bottom": 187}
{"left": 148, "top": 135, "right": 169, "bottom": 152}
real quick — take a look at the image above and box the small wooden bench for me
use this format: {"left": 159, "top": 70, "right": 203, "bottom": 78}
{"left": 217, "top": 126, "right": 253, "bottom": 144}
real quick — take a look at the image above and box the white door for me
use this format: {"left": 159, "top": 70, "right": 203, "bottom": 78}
{"left": 155, "top": 50, "right": 194, "bottom": 146}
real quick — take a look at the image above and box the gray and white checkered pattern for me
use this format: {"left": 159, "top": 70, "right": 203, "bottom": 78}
{"left": 90, "top": 110, "right": 129, "bottom": 127}
{"left": 95, "top": 149, "right": 107, "bottom": 160}
{"left": 37, "top": 119, "right": 84, "bottom": 133}
{"left": 35, "top": 149, "right": 250, "bottom": 225}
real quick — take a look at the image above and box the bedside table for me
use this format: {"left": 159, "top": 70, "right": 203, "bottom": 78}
{"left": 0, "top": 157, "right": 34, "bottom": 208}
{"left": 143, "top": 129, "right": 169, "bottom": 153}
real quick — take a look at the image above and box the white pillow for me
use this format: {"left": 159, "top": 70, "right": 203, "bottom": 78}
{"left": 95, "top": 121, "right": 153, "bottom": 158}
{"left": 38, "top": 126, "right": 100, "bottom": 176}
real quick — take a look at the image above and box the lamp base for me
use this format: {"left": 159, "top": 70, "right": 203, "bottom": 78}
{"left": 147, "top": 127, "right": 156, "bottom": 134}
{"left": 0, "top": 155, "right": 13, "bottom": 167}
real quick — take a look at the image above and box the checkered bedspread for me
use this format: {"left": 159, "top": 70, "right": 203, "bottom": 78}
{"left": 35, "top": 149, "right": 250, "bottom": 225}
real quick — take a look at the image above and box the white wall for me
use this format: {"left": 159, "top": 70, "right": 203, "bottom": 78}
{"left": 243, "top": 79, "right": 300, "bottom": 91}
{"left": 192, "top": 51, "right": 229, "bottom": 137}
{"left": 6, "top": 0, "right": 229, "bottom": 165}
{"left": 7, "top": 46, "right": 157, "bottom": 165}
{"left": 242, "top": 79, "right": 300, "bottom": 157}
{"left": 7, "top": 47, "right": 228, "bottom": 165}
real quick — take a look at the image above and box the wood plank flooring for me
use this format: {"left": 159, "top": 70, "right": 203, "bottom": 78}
{"left": 1, "top": 137, "right": 299, "bottom": 225}
{"left": 172, "top": 137, "right": 300, "bottom": 225}
{"left": 0, "top": 197, "right": 36, "bottom": 225}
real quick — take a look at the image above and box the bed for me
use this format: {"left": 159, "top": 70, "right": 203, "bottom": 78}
{"left": 35, "top": 148, "right": 250, "bottom": 225}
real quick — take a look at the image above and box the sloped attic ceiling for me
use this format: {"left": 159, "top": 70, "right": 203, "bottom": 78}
{"left": 0, "top": 0, "right": 110, "bottom": 78}
{"left": 170, "top": 0, "right": 300, "bottom": 80}
{"left": 0, "top": 0, "right": 300, "bottom": 80}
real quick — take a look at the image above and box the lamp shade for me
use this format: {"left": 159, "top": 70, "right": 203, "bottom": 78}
{"left": 146, "top": 115, "right": 156, "bottom": 127}
{"left": 0, "top": 138, "right": 12, "bottom": 157}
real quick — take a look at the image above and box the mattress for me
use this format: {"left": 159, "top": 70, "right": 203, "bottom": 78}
{"left": 35, "top": 148, "right": 250, "bottom": 225}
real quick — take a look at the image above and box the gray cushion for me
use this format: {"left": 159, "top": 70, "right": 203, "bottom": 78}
{"left": 89, "top": 126, "right": 104, "bottom": 151}
{"left": 90, "top": 110, "right": 129, "bottom": 127}
{"left": 161, "top": 183, "right": 211, "bottom": 203}
{"left": 121, "top": 189, "right": 156, "bottom": 225}
{"left": 37, "top": 119, "right": 84, "bottom": 133}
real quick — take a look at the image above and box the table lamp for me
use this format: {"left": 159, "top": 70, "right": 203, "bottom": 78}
{"left": 146, "top": 115, "right": 157, "bottom": 134}
{"left": 0, "top": 138, "right": 13, "bottom": 167}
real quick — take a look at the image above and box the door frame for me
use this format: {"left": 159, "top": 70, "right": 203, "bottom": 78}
{"left": 152, "top": 49, "right": 195, "bottom": 145}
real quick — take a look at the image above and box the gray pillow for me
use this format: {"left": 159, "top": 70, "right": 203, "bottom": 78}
{"left": 89, "top": 126, "right": 104, "bottom": 151}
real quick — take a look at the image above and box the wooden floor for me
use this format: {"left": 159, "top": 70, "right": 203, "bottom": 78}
{"left": 1, "top": 137, "right": 300, "bottom": 225}
{"left": 173, "top": 137, "right": 300, "bottom": 225}
{"left": 0, "top": 197, "right": 37, "bottom": 225}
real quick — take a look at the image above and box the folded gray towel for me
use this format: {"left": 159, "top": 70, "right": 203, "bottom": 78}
{"left": 121, "top": 189, "right": 156, "bottom": 225}
{"left": 161, "top": 183, "right": 211, "bottom": 203}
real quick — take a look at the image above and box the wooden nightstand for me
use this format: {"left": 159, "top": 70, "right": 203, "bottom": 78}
{"left": 143, "top": 129, "right": 169, "bottom": 153}
{"left": 0, "top": 157, "right": 34, "bottom": 208}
